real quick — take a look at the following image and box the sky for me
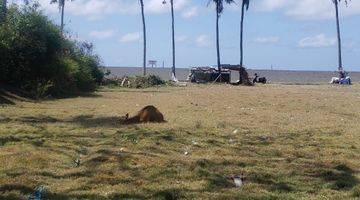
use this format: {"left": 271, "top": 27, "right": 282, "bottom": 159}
{"left": 10, "top": 0, "right": 360, "bottom": 71}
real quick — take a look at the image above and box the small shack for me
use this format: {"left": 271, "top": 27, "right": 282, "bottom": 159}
{"left": 188, "top": 66, "right": 231, "bottom": 83}
{"left": 187, "top": 64, "right": 251, "bottom": 84}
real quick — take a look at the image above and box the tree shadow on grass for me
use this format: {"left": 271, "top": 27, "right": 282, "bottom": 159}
{"left": 0, "top": 95, "right": 15, "bottom": 105}
{"left": 19, "top": 115, "right": 61, "bottom": 123}
{"left": 0, "top": 184, "right": 34, "bottom": 194}
{"left": 38, "top": 170, "right": 94, "bottom": 179}
{"left": 316, "top": 164, "right": 359, "bottom": 190}
{"left": 105, "top": 89, "right": 171, "bottom": 94}
{"left": 14, "top": 114, "right": 128, "bottom": 128}
{"left": 0, "top": 184, "right": 145, "bottom": 200}
{"left": 70, "top": 114, "right": 124, "bottom": 128}
{"left": 0, "top": 85, "right": 32, "bottom": 105}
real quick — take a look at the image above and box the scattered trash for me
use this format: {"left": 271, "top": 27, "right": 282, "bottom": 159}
{"left": 258, "top": 136, "right": 270, "bottom": 142}
{"left": 184, "top": 151, "right": 189, "bottom": 156}
{"left": 190, "top": 102, "right": 199, "bottom": 106}
{"left": 171, "top": 73, "right": 179, "bottom": 83}
{"left": 233, "top": 129, "right": 239, "bottom": 134}
{"left": 74, "top": 158, "right": 80, "bottom": 167}
{"left": 192, "top": 141, "right": 198, "bottom": 146}
{"left": 230, "top": 174, "right": 244, "bottom": 188}
{"left": 233, "top": 176, "right": 243, "bottom": 188}
{"left": 240, "top": 107, "right": 254, "bottom": 111}
{"left": 28, "top": 185, "right": 46, "bottom": 200}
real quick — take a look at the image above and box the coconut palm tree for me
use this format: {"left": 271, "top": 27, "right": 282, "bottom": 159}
{"left": 209, "top": 0, "right": 235, "bottom": 72}
{"left": 0, "top": 0, "right": 7, "bottom": 24}
{"left": 332, "top": 0, "right": 350, "bottom": 75}
{"left": 50, "top": 0, "right": 73, "bottom": 35}
{"left": 239, "top": 0, "right": 250, "bottom": 83}
{"left": 162, "top": 0, "right": 176, "bottom": 79}
{"left": 139, "top": 0, "right": 147, "bottom": 76}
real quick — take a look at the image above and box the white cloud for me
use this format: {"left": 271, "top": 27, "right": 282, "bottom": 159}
{"left": 145, "top": 0, "right": 191, "bottom": 14}
{"left": 176, "top": 35, "right": 188, "bottom": 43}
{"left": 36, "top": 0, "right": 138, "bottom": 20}
{"left": 119, "top": 32, "right": 141, "bottom": 43}
{"left": 13, "top": 0, "right": 197, "bottom": 20}
{"left": 256, "top": 0, "right": 360, "bottom": 20}
{"left": 196, "top": 35, "right": 211, "bottom": 47}
{"left": 182, "top": 6, "right": 198, "bottom": 19}
{"left": 89, "top": 29, "right": 116, "bottom": 39}
{"left": 254, "top": 36, "right": 280, "bottom": 44}
{"left": 257, "top": 0, "right": 287, "bottom": 12}
{"left": 298, "top": 34, "right": 336, "bottom": 48}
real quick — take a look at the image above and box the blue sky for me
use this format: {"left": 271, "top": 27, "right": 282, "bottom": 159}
{"left": 11, "top": 0, "right": 360, "bottom": 71}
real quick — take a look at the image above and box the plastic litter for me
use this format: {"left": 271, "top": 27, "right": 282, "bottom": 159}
{"left": 28, "top": 186, "right": 46, "bottom": 200}
{"left": 74, "top": 158, "right": 80, "bottom": 167}
{"left": 233, "top": 176, "right": 243, "bottom": 188}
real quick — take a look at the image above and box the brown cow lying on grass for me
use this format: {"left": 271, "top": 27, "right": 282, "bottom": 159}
{"left": 123, "top": 105, "right": 166, "bottom": 124}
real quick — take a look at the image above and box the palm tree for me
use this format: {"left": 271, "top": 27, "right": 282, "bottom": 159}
{"left": 209, "top": 0, "right": 235, "bottom": 72}
{"left": 332, "top": 0, "right": 350, "bottom": 76}
{"left": 239, "top": 0, "right": 250, "bottom": 83}
{"left": 50, "top": 0, "right": 73, "bottom": 35}
{"left": 0, "top": 0, "right": 7, "bottom": 24}
{"left": 139, "top": 0, "right": 147, "bottom": 76}
{"left": 162, "top": 0, "right": 176, "bottom": 79}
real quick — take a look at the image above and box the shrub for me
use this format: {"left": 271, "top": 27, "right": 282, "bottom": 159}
{"left": 0, "top": 3, "right": 104, "bottom": 98}
{"left": 129, "top": 75, "right": 165, "bottom": 88}
{"left": 103, "top": 75, "right": 165, "bottom": 89}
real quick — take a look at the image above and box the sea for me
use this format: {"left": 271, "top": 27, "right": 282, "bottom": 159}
{"left": 106, "top": 67, "right": 360, "bottom": 84}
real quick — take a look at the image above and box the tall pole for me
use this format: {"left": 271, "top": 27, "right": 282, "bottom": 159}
{"left": 334, "top": 0, "right": 343, "bottom": 72}
{"left": 60, "top": 0, "right": 65, "bottom": 36}
{"left": 239, "top": 1, "right": 245, "bottom": 83}
{"left": 140, "top": 0, "right": 147, "bottom": 76}
{"left": 170, "top": 0, "right": 176, "bottom": 77}
{"left": 216, "top": 5, "right": 221, "bottom": 72}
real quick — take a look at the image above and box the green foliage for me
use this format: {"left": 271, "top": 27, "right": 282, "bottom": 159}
{"left": 0, "top": 3, "right": 104, "bottom": 98}
{"left": 129, "top": 75, "right": 165, "bottom": 88}
{"left": 104, "top": 75, "right": 165, "bottom": 89}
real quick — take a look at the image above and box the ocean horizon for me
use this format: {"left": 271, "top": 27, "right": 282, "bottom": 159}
{"left": 106, "top": 66, "right": 360, "bottom": 84}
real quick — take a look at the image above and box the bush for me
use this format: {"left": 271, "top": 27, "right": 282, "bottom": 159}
{"left": 103, "top": 75, "right": 165, "bottom": 88}
{"left": 129, "top": 75, "right": 165, "bottom": 88}
{"left": 0, "top": 3, "right": 104, "bottom": 98}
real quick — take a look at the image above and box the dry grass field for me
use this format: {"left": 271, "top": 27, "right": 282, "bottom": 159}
{"left": 0, "top": 84, "right": 360, "bottom": 199}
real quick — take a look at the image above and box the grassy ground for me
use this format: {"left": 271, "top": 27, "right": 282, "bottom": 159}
{"left": 0, "top": 84, "right": 360, "bottom": 200}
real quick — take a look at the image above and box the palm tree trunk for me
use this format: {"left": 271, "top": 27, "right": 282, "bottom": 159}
{"left": 171, "top": 0, "right": 176, "bottom": 77}
{"left": 140, "top": 0, "right": 147, "bottom": 76}
{"left": 216, "top": 8, "right": 221, "bottom": 78}
{"left": 334, "top": 0, "right": 343, "bottom": 72}
{"left": 60, "top": 0, "right": 65, "bottom": 36}
{"left": 239, "top": 1, "right": 245, "bottom": 83}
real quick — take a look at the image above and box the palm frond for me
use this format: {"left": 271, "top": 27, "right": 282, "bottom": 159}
{"left": 208, "top": 0, "right": 235, "bottom": 14}
{"left": 333, "top": 0, "right": 351, "bottom": 6}
{"left": 243, "top": 0, "right": 250, "bottom": 10}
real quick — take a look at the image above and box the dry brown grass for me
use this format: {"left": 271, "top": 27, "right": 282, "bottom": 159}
{"left": 0, "top": 84, "right": 360, "bottom": 199}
